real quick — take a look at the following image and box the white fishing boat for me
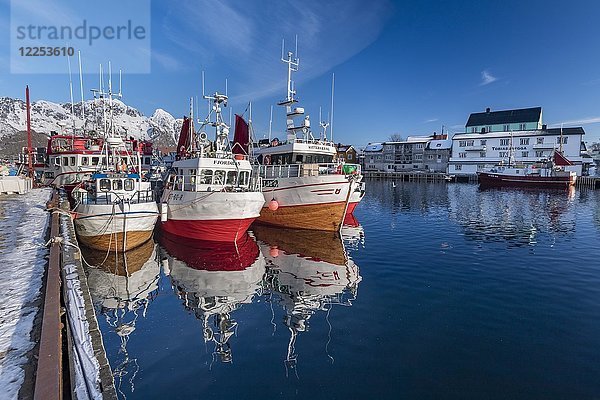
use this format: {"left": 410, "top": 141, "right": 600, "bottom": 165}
{"left": 160, "top": 91, "right": 265, "bottom": 242}
{"left": 252, "top": 43, "right": 361, "bottom": 232}
{"left": 73, "top": 67, "right": 159, "bottom": 252}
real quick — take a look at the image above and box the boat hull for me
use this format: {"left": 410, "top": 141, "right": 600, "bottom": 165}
{"left": 477, "top": 172, "right": 576, "bottom": 189}
{"left": 160, "top": 190, "right": 265, "bottom": 242}
{"left": 345, "top": 179, "right": 365, "bottom": 215}
{"left": 73, "top": 202, "right": 159, "bottom": 252}
{"left": 257, "top": 175, "right": 352, "bottom": 231}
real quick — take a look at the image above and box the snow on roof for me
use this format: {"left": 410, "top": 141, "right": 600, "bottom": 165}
{"left": 426, "top": 139, "right": 452, "bottom": 150}
{"left": 364, "top": 143, "right": 383, "bottom": 152}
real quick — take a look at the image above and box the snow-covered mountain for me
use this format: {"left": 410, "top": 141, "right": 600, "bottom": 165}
{"left": 0, "top": 97, "right": 181, "bottom": 155}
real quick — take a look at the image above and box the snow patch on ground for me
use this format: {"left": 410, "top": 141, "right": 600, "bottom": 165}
{"left": 0, "top": 188, "right": 51, "bottom": 400}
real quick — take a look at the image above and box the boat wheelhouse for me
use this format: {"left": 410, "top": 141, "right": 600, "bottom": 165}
{"left": 160, "top": 92, "right": 265, "bottom": 242}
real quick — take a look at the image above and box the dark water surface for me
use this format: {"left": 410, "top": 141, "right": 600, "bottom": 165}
{"left": 84, "top": 181, "right": 600, "bottom": 399}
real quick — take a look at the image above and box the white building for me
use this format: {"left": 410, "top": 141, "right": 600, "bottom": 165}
{"left": 448, "top": 107, "right": 585, "bottom": 176}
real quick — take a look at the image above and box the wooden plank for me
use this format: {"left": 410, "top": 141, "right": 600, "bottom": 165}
{"left": 34, "top": 191, "right": 62, "bottom": 400}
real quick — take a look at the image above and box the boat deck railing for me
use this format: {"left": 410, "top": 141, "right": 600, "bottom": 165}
{"left": 77, "top": 189, "right": 155, "bottom": 205}
{"left": 256, "top": 163, "right": 361, "bottom": 179}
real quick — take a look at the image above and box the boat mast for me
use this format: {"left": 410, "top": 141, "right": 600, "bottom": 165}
{"left": 78, "top": 51, "right": 86, "bottom": 133}
{"left": 203, "top": 86, "right": 229, "bottom": 157}
{"left": 330, "top": 72, "right": 335, "bottom": 144}
{"left": 25, "top": 85, "right": 33, "bottom": 179}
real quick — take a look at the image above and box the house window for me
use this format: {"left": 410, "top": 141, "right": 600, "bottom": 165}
{"left": 520, "top": 138, "right": 530, "bottom": 145}
{"left": 480, "top": 152, "right": 486, "bottom": 158}
{"left": 557, "top": 136, "right": 568, "bottom": 144}
{"left": 519, "top": 123, "right": 527, "bottom": 130}
{"left": 521, "top": 151, "right": 529, "bottom": 158}
{"left": 459, "top": 152, "right": 467, "bottom": 158}
{"left": 428, "top": 154, "right": 434, "bottom": 160}
{"left": 467, "top": 140, "right": 474, "bottom": 146}
{"left": 415, "top": 154, "right": 423, "bottom": 160}
{"left": 416, "top": 143, "right": 424, "bottom": 149}
{"left": 535, "top": 150, "right": 544, "bottom": 158}
{"left": 486, "top": 126, "right": 492, "bottom": 132}
{"left": 471, "top": 127, "right": 477, "bottom": 133}
{"left": 455, "top": 164, "right": 462, "bottom": 171}
{"left": 348, "top": 154, "right": 353, "bottom": 161}
{"left": 503, "top": 124, "right": 510, "bottom": 131}
{"left": 499, "top": 151, "right": 509, "bottom": 158}
{"left": 437, "top": 154, "right": 442, "bottom": 159}
{"left": 480, "top": 139, "right": 487, "bottom": 145}
{"left": 459, "top": 140, "right": 466, "bottom": 147}
{"left": 537, "top": 137, "right": 544, "bottom": 144}
{"left": 500, "top": 139, "right": 510, "bottom": 146}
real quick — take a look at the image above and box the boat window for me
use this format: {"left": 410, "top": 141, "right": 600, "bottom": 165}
{"left": 82, "top": 157, "right": 89, "bottom": 166}
{"left": 214, "top": 170, "right": 226, "bottom": 185}
{"left": 239, "top": 171, "right": 249, "bottom": 186}
{"left": 53, "top": 157, "right": 60, "bottom": 166}
{"left": 91, "top": 157, "right": 99, "bottom": 166}
{"left": 200, "top": 169, "right": 213, "bottom": 184}
{"left": 113, "top": 179, "right": 123, "bottom": 190}
{"left": 70, "top": 156, "right": 76, "bottom": 166}
{"left": 226, "top": 171, "right": 237, "bottom": 185}
{"left": 145, "top": 157, "right": 151, "bottom": 165}
{"left": 63, "top": 156, "right": 69, "bottom": 166}
{"left": 100, "top": 179, "right": 111, "bottom": 191}
{"left": 124, "top": 179, "right": 134, "bottom": 191}
{"left": 295, "top": 154, "right": 304, "bottom": 163}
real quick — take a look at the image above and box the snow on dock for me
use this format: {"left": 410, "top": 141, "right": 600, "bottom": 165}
{"left": 0, "top": 188, "right": 51, "bottom": 399}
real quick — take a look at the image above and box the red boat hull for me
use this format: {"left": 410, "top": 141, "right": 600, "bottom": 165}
{"left": 477, "top": 172, "right": 576, "bottom": 189}
{"left": 161, "top": 217, "right": 256, "bottom": 242}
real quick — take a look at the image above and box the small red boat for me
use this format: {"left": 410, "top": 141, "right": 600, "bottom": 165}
{"left": 477, "top": 150, "right": 577, "bottom": 189}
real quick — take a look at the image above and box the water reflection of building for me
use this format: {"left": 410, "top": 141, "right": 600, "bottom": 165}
{"left": 83, "top": 240, "right": 160, "bottom": 397}
{"left": 160, "top": 232, "right": 265, "bottom": 364}
{"left": 447, "top": 185, "right": 577, "bottom": 246}
{"left": 253, "top": 225, "right": 361, "bottom": 376}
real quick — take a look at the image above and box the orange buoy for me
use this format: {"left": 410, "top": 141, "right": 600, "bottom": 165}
{"left": 269, "top": 246, "right": 279, "bottom": 257}
{"left": 268, "top": 199, "right": 279, "bottom": 211}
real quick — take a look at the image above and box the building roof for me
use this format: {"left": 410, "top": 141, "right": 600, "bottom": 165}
{"left": 426, "top": 139, "right": 452, "bottom": 150}
{"left": 336, "top": 144, "right": 354, "bottom": 152}
{"left": 546, "top": 127, "right": 585, "bottom": 135}
{"left": 466, "top": 107, "right": 542, "bottom": 127}
{"left": 364, "top": 143, "right": 383, "bottom": 152}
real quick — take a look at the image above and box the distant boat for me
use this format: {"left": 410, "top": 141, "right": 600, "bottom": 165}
{"left": 477, "top": 150, "right": 576, "bottom": 189}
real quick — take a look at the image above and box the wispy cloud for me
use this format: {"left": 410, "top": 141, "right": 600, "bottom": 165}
{"left": 151, "top": 50, "right": 183, "bottom": 72}
{"left": 550, "top": 116, "right": 600, "bottom": 126}
{"left": 479, "top": 69, "right": 497, "bottom": 86}
{"left": 160, "top": 0, "right": 392, "bottom": 102}
{"left": 424, "top": 118, "right": 438, "bottom": 123}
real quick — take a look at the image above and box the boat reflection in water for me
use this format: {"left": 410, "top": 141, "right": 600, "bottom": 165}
{"left": 341, "top": 213, "right": 365, "bottom": 249}
{"left": 83, "top": 240, "right": 160, "bottom": 397}
{"left": 253, "top": 225, "right": 362, "bottom": 376}
{"left": 160, "top": 231, "right": 265, "bottom": 364}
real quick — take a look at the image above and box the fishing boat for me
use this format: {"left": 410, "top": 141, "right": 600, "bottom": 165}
{"left": 477, "top": 150, "right": 577, "bottom": 189}
{"left": 252, "top": 44, "right": 361, "bottom": 231}
{"left": 159, "top": 91, "right": 265, "bottom": 242}
{"left": 72, "top": 68, "right": 159, "bottom": 252}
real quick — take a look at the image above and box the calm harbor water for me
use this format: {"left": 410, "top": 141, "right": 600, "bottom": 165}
{"left": 84, "top": 181, "right": 600, "bottom": 400}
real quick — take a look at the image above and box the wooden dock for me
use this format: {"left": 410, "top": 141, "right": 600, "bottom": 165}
{"left": 364, "top": 171, "right": 600, "bottom": 189}
{"left": 363, "top": 171, "right": 454, "bottom": 182}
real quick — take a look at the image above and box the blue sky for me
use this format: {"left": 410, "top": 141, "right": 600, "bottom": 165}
{"left": 2, "top": 0, "right": 600, "bottom": 147}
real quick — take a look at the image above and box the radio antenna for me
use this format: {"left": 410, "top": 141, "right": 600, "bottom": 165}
{"left": 77, "top": 51, "right": 85, "bottom": 129}
{"left": 67, "top": 54, "right": 76, "bottom": 134}
{"left": 268, "top": 105, "right": 273, "bottom": 141}
{"left": 330, "top": 72, "right": 335, "bottom": 143}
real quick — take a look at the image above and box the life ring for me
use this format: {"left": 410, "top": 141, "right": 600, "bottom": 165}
{"left": 264, "top": 155, "right": 271, "bottom": 165}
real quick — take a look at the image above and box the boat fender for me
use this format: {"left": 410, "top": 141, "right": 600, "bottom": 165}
{"left": 160, "top": 203, "right": 168, "bottom": 222}
{"left": 268, "top": 199, "right": 279, "bottom": 211}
